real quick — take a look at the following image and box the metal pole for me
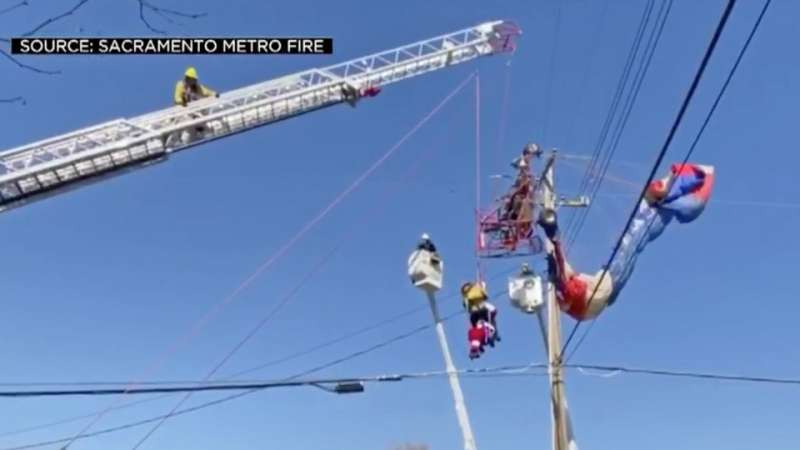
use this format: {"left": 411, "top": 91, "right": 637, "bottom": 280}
{"left": 426, "top": 291, "right": 478, "bottom": 450}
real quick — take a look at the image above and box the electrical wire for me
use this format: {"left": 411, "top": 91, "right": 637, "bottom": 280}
{"left": 561, "top": 0, "right": 611, "bottom": 154}
{"left": 0, "top": 306, "right": 427, "bottom": 440}
{"left": 0, "top": 271, "right": 520, "bottom": 444}
{"left": 0, "top": 308, "right": 470, "bottom": 450}
{"left": 0, "top": 364, "right": 554, "bottom": 398}
{"left": 569, "top": 363, "right": 800, "bottom": 386}
{"left": 680, "top": 0, "right": 772, "bottom": 166}
{"left": 561, "top": 0, "right": 655, "bottom": 248}
{"left": 126, "top": 72, "right": 482, "bottom": 450}
{"left": 560, "top": 0, "right": 740, "bottom": 358}
{"left": 4, "top": 357, "right": 795, "bottom": 450}
{"left": 566, "top": 0, "right": 674, "bottom": 252}
{"left": 58, "top": 71, "right": 480, "bottom": 450}
{"left": 564, "top": 0, "right": 772, "bottom": 363}
{"left": 560, "top": 160, "right": 797, "bottom": 209}
{"left": 0, "top": 263, "right": 520, "bottom": 441}
{"left": 565, "top": 0, "right": 671, "bottom": 250}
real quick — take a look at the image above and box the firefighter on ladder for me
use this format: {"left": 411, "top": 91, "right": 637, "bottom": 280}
{"left": 168, "top": 67, "right": 220, "bottom": 146}
{"left": 174, "top": 67, "right": 218, "bottom": 106}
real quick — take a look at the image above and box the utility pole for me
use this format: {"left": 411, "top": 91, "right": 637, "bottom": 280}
{"left": 537, "top": 150, "right": 586, "bottom": 450}
{"left": 408, "top": 236, "right": 478, "bottom": 450}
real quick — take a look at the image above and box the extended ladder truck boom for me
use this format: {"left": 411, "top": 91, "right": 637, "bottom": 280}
{"left": 0, "top": 20, "right": 520, "bottom": 214}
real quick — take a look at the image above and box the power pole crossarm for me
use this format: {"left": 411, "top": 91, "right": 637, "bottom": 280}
{"left": 0, "top": 20, "right": 520, "bottom": 214}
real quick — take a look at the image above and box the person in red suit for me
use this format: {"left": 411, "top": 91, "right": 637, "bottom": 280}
{"left": 468, "top": 323, "right": 488, "bottom": 359}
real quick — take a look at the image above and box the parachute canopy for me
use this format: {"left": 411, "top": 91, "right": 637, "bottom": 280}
{"left": 551, "top": 163, "right": 715, "bottom": 321}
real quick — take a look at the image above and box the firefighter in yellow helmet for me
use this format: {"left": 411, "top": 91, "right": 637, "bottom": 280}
{"left": 460, "top": 281, "right": 488, "bottom": 310}
{"left": 174, "top": 67, "right": 218, "bottom": 107}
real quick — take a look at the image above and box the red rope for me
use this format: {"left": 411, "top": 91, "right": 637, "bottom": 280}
{"left": 64, "top": 72, "right": 479, "bottom": 448}
{"left": 475, "top": 74, "right": 486, "bottom": 282}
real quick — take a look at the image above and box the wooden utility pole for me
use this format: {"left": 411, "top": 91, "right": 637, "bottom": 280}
{"left": 537, "top": 151, "right": 582, "bottom": 450}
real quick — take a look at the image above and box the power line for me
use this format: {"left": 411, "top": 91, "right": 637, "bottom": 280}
{"left": 127, "top": 74, "right": 484, "bottom": 450}
{"left": 0, "top": 364, "right": 551, "bottom": 398}
{"left": 0, "top": 266, "right": 520, "bottom": 446}
{"left": 569, "top": 363, "right": 800, "bottom": 386}
{"left": 0, "top": 305, "right": 429, "bottom": 440}
{"left": 560, "top": 159, "right": 800, "bottom": 210}
{"left": 560, "top": 0, "right": 739, "bottom": 358}
{"left": 565, "top": 0, "right": 671, "bottom": 249}
{"left": 0, "top": 379, "right": 383, "bottom": 398}
{"left": 561, "top": 0, "right": 611, "bottom": 153}
{"left": 0, "top": 311, "right": 466, "bottom": 450}
{"left": 0, "top": 265, "right": 522, "bottom": 441}
{"left": 682, "top": 0, "right": 772, "bottom": 164}
{"left": 566, "top": 0, "right": 673, "bottom": 252}
{"left": 561, "top": 0, "right": 655, "bottom": 245}
{"left": 59, "top": 71, "right": 480, "bottom": 450}
{"left": 4, "top": 357, "right": 795, "bottom": 450}
{"left": 1, "top": 268, "right": 519, "bottom": 442}
{"left": 564, "top": 0, "right": 772, "bottom": 362}
{"left": 128, "top": 243, "right": 343, "bottom": 450}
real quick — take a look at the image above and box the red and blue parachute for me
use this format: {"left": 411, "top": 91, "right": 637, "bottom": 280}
{"left": 547, "top": 163, "right": 715, "bottom": 321}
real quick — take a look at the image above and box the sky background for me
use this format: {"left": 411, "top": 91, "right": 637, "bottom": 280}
{"left": 0, "top": 0, "right": 798, "bottom": 449}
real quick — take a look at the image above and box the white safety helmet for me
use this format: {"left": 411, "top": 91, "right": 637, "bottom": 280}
{"left": 421, "top": 233, "right": 431, "bottom": 240}
{"left": 524, "top": 143, "right": 540, "bottom": 155}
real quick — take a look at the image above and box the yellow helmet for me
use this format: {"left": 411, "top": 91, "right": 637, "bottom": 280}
{"left": 184, "top": 67, "right": 198, "bottom": 79}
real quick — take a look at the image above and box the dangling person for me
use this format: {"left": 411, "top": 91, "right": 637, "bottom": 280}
{"left": 467, "top": 321, "right": 488, "bottom": 359}
{"left": 469, "top": 301, "right": 500, "bottom": 345}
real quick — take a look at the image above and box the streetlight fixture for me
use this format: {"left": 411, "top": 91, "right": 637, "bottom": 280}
{"left": 311, "top": 382, "right": 365, "bottom": 395}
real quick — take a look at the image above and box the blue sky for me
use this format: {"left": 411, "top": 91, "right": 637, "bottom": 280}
{"left": 0, "top": 0, "right": 798, "bottom": 449}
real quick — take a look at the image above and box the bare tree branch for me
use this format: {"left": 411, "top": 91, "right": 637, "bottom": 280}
{"left": 0, "top": 96, "right": 26, "bottom": 105}
{"left": 151, "top": 8, "right": 182, "bottom": 27}
{"left": 0, "top": 0, "right": 205, "bottom": 101}
{"left": 21, "top": 0, "right": 91, "bottom": 37}
{"left": 141, "top": 1, "right": 206, "bottom": 20}
{"left": 0, "top": 47, "right": 59, "bottom": 74}
{"left": 137, "top": 0, "right": 165, "bottom": 34}
{"left": 0, "top": 1, "right": 28, "bottom": 17}
{"left": 0, "top": 0, "right": 90, "bottom": 74}
{"left": 137, "top": 0, "right": 206, "bottom": 34}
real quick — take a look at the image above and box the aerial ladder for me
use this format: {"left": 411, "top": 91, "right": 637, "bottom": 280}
{"left": 0, "top": 20, "right": 520, "bottom": 214}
